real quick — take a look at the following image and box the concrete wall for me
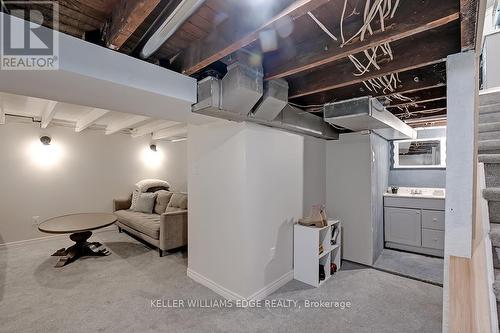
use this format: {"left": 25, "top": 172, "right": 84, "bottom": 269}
{"left": 389, "top": 127, "right": 447, "bottom": 188}
{"left": 187, "top": 120, "right": 325, "bottom": 299}
{"left": 0, "top": 121, "right": 187, "bottom": 244}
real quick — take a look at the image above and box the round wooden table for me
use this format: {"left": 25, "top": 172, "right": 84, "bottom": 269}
{"left": 38, "top": 213, "right": 117, "bottom": 267}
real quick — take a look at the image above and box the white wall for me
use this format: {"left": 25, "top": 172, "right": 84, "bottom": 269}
{"left": 303, "top": 136, "right": 326, "bottom": 213}
{"left": 0, "top": 120, "right": 187, "bottom": 244}
{"left": 188, "top": 120, "right": 323, "bottom": 299}
{"left": 326, "top": 133, "right": 374, "bottom": 265}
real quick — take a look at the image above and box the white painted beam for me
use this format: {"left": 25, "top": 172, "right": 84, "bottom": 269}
{"left": 75, "top": 109, "right": 109, "bottom": 132}
{"left": 105, "top": 115, "right": 149, "bottom": 135}
{"left": 152, "top": 125, "right": 188, "bottom": 140}
{"left": 0, "top": 13, "right": 208, "bottom": 124}
{"left": 40, "top": 101, "right": 58, "bottom": 128}
{"left": 131, "top": 120, "right": 179, "bottom": 138}
{"left": 0, "top": 95, "right": 4, "bottom": 125}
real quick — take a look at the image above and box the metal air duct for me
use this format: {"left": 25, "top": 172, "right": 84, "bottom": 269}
{"left": 323, "top": 97, "right": 416, "bottom": 140}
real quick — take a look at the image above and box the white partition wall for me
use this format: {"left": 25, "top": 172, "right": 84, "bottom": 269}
{"left": 187, "top": 120, "right": 307, "bottom": 299}
{"left": 326, "top": 132, "right": 388, "bottom": 266}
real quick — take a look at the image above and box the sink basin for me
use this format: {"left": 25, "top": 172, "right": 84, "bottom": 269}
{"left": 384, "top": 187, "right": 445, "bottom": 199}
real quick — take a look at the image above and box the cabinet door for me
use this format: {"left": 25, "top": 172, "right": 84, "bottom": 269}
{"left": 384, "top": 207, "right": 422, "bottom": 246}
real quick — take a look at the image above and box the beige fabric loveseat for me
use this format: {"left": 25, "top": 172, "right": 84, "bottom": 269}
{"left": 113, "top": 190, "right": 187, "bottom": 256}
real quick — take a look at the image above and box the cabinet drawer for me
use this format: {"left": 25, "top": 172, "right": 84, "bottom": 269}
{"left": 422, "top": 229, "right": 444, "bottom": 250}
{"left": 422, "top": 210, "right": 445, "bottom": 231}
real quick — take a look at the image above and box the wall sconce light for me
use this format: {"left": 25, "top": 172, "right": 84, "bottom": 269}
{"left": 40, "top": 136, "right": 51, "bottom": 145}
{"left": 149, "top": 144, "right": 157, "bottom": 152}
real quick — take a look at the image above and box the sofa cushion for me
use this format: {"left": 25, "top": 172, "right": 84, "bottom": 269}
{"left": 154, "top": 190, "right": 173, "bottom": 214}
{"left": 115, "top": 210, "right": 160, "bottom": 239}
{"left": 166, "top": 193, "right": 187, "bottom": 213}
{"left": 133, "top": 192, "right": 157, "bottom": 214}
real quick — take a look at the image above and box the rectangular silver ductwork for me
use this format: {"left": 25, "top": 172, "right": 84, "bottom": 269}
{"left": 252, "top": 79, "right": 289, "bottom": 121}
{"left": 192, "top": 62, "right": 338, "bottom": 140}
{"left": 221, "top": 62, "right": 263, "bottom": 116}
{"left": 323, "top": 97, "right": 416, "bottom": 140}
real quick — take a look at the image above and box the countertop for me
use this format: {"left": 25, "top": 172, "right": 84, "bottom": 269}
{"left": 383, "top": 187, "right": 445, "bottom": 200}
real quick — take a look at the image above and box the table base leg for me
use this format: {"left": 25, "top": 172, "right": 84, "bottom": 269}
{"left": 51, "top": 231, "right": 111, "bottom": 267}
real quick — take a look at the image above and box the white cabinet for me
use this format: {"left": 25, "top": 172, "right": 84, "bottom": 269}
{"left": 293, "top": 220, "right": 341, "bottom": 288}
{"left": 384, "top": 207, "right": 421, "bottom": 247}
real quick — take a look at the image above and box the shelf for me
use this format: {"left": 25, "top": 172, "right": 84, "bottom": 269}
{"left": 328, "top": 219, "right": 340, "bottom": 225}
{"left": 318, "top": 244, "right": 340, "bottom": 258}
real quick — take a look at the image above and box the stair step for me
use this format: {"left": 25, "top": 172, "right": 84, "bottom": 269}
{"left": 493, "top": 249, "right": 500, "bottom": 269}
{"left": 480, "top": 103, "right": 500, "bottom": 114}
{"left": 480, "top": 112, "right": 500, "bottom": 124}
{"left": 480, "top": 122, "right": 500, "bottom": 133}
{"left": 479, "top": 139, "right": 500, "bottom": 152}
{"left": 484, "top": 163, "right": 500, "bottom": 187}
{"left": 490, "top": 202, "right": 500, "bottom": 223}
{"left": 495, "top": 280, "right": 500, "bottom": 302}
{"left": 479, "top": 154, "right": 500, "bottom": 164}
{"left": 480, "top": 131, "right": 500, "bottom": 140}
{"left": 484, "top": 188, "right": 500, "bottom": 201}
{"left": 490, "top": 224, "right": 500, "bottom": 248}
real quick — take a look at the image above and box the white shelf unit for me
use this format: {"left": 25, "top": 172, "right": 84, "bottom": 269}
{"left": 293, "top": 219, "right": 341, "bottom": 287}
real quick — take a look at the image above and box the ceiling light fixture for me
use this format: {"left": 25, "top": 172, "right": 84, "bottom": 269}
{"left": 150, "top": 144, "right": 158, "bottom": 152}
{"left": 140, "top": 0, "right": 205, "bottom": 59}
{"left": 40, "top": 136, "right": 51, "bottom": 145}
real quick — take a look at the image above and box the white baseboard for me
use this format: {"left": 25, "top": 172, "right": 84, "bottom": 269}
{"left": 248, "top": 270, "right": 294, "bottom": 300}
{"left": 0, "top": 225, "right": 117, "bottom": 247}
{"left": 187, "top": 268, "right": 294, "bottom": 301}
{"left": 187, "top": 268, "right": 245, "bottom": 300}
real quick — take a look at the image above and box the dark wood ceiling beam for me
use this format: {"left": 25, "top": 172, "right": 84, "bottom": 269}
{"left": 460, "top": 0, "right": 480, "bottom": 51}
{"left": 388, "top": 99, "right": 447, "bottom": 115}
{"left": 292, "top": 63, "right": 447, "bottom": 106}
{"left": 265, "top": 0, "right": 459, "bottom": 80}
{"left": 385, "top": 86, "right": 447, "bottom": 107}
{"left": 106, "top": 0, "right": 161, "bottom": 50}
{"left": 176, "top": 0, "right": 332, "bottom": 75}
{"left": 288, "top": 23, "right": 459, "bottom": 99}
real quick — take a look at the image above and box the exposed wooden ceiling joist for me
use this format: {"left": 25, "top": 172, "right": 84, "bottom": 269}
{"left": 105, "top": 115, "right": 149, "bottom": 135}
{"left": 385, "top": 86, "right": 447, "bottom": 108}
{"left": 460, "top": 0, "right": 480, "bottom": 51}
{"left": 176, "top": 0, "right": 332, "bottom": 75}
{"left": 40, "top": 101, "right": 58, "bottom": 129}
{"left": 389, "top": 99, "right": 448, "bottom": 115}
{"left": 264, "top": 0, "right": 459, "bottom": 80}
{"left": 288, "top": 23, "right": 459, "bottom": 99}
{"left": 293, "top": 63, "right": 447, "bottom": 106}
{"left": 106, "top": 0, "right": 161, "bottom": 50}
{"left": 75, "top": 109, "right": 110, "bottom": 132}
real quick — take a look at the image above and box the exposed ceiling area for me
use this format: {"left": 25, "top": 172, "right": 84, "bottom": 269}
{"left": 0, "top": 92, "right": 187, "bottom": 140}
{"left": 1, "top": 0, "right": 482, "bottom": 127}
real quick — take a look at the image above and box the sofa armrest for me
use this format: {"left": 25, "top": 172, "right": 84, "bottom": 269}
{"left": 113, "top": 194, "right": 132, "bottom": 212}
{"left": 159, "top": 210, "right": 188, "bottom": 250}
